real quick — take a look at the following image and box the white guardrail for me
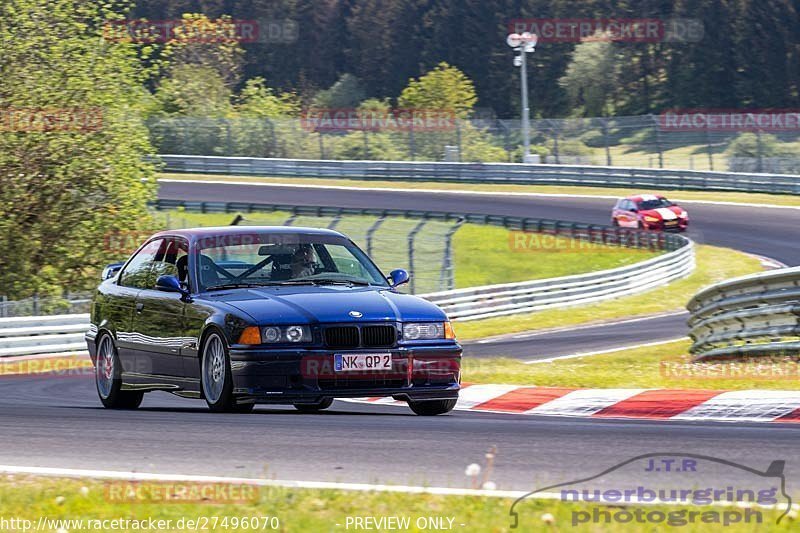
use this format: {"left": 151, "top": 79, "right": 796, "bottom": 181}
{"left": 687, "top": 266, "right": 800, "bottom": 360}
{"left": 159, "top": 155, "right": 800, "bottom": 194}
{"left": 0, "top": 314, "right": 89, "bottom": 357}
{"left": 1, "top": 241, "right": 695, "bottom": 355}
{"left": 423, "top": 241, "right": 695, "bottom": 321}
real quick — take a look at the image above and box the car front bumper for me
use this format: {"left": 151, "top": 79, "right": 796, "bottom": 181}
{"left": 228, "top": 344, "right": 462, "bottom": 404}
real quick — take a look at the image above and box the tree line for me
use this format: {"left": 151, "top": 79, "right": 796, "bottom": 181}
{"left": 131, "top": 0, "right": 800, "bottom": 118}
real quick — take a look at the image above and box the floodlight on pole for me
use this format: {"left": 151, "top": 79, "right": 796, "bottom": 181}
{"left": 507, "top": 32, "right": 538, "bottom": 163}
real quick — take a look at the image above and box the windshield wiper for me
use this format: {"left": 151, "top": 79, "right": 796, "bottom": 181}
{"left": 310, "top": 279, "right": 371, "bottom": 286}
{"left": 206, "top": 282, "right": 267, "bottom": 291}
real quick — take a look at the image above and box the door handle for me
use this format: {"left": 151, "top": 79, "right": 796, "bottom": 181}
{"left": 135, "top": 302, "right": 144, "bottom": 313}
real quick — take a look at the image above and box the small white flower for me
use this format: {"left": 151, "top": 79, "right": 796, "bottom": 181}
{"left": 481, "top": 481, "right": 496, "bottom": 490}
{"left": 55, "top": 495, "right": 66, "bottom": 505}
{"left": 541, "top": 513, "right": 555, "bottom": 524}
{"left": 464, "top": 463, "right": 481, "bottom": 477}
{"left": 79, "top": 486, "right": 90, "bottom": 496}
{"left": 787, "top": 509, "right": 798, "bottom": 520}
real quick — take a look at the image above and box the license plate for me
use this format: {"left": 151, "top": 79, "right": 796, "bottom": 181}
{"left": 334, "top": 353, "right": 392, "bottom": 372}
{"left": 665, "top": 221, "right": 678, "bottom": 226}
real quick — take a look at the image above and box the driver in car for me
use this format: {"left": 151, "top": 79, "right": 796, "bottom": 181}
{"left": 290, "top": 244, "right": 318, "bottom": 278}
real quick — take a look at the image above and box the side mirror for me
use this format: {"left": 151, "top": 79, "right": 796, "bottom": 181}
{"left": 155, "top": 275, "right": 189, "bottom": 297}
{"left": 102, "top": 263, "right": 124, "bottom": 281}
{"left": 388, "top": 269, "right": 410, "bottom": 288}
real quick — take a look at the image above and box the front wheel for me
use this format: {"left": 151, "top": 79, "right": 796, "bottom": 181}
{"left": 201, "top": 331, "right": 247, "bottom": 413}
{"left": 294, "top": 398, "right": 334, "bottom": 413}
{"left": 408, "top": 398, "right": 457, "bottom": 416}
{"left": 95, "top": 334, "right": 143, "bottom": 409}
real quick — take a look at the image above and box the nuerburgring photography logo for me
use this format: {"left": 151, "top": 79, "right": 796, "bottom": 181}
{"left": 509, "top": 453, "right": 792, "bottom": 528}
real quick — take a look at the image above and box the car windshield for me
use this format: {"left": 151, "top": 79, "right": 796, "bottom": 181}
{"left": 637, "top": 198, "right": 673, "bottom": 210}
{"left": 194, "top": 232, "right": 389, "bottom": 291}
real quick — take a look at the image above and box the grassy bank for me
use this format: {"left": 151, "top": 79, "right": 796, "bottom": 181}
{"left": 463, "top": 340, "right": 800, "bottom": 391}
{"left": 160, "top": 173, "right": 800, "bottom": 208}
{"left": 0, "top": 475, "right": 793, "bottom": 532}
{"left": 455, "top": 245, "right": 762, "bottom": 341}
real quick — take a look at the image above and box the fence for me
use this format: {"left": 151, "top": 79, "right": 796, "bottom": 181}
{"left": 156, "top": 203, "right": 461, "bottom": 295}
{"left": 148, "top": 114, "right": 800, "bottom": 174}
{"left": 159, "top": 155, "right": 800, "bottom": 195}
{"left": 0, "top": 293, "right": 92, "bottom": 318}
{"left": 687, "top": 267, "right": 800, "bottom": 360}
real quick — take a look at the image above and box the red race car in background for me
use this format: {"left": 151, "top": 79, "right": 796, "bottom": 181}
{"left": 611, "top": 194, "right": 689, "bottom": 231}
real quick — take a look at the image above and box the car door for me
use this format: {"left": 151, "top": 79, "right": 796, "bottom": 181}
{"left": 130, "top": 237, "right": 189, "bottom": 377}
{"left": 621, "top": 200, "right": 638, "bottom": 228}
{"left": 114, "top": 238, "right": 165, "bottom": 374}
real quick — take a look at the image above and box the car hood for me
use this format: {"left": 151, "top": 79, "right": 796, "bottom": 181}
{"left": 641, "top": 206, "right": 685, "bottom": 220}
{"left": 202, "top": 285, "right": 448, "bottom": 324}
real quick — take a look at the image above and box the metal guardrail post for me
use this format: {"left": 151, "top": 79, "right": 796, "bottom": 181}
{"left": 440, "top": 219, "right": 465, "bottom": 291}
{"left": 407, "top": 220, "right": 427, "bottom": 294}
{"left": 366, "top": 216, "right": 386, "bottom": 257}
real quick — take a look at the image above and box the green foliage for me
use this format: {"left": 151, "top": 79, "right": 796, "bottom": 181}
{"left": 157, "top": 13, "right": 245, "bottom": 88}
{"left": 725, "top": 132, "right": 787, "bottom": 158}
{"left": 311, "top": 74, "right": 366, "bottom": 109}
{"left": 0, "top": 0, "right": 157, "bottom": 298}
{"left": 398, "top": 62, "right": 477, "bottom": 118}
{"left": 559, "top": 38, "right": 621, "bottom": 117}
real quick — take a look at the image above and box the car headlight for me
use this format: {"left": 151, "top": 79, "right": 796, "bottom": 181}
{"left": 678, "top": 211, "right": 689, "bottom": 219}
{"left": 261, "top": 325, "right": 312, "bottom": 344}
{"left": 403, "top": 322, "right": 456, "bottom": 341}
{"left": 643, "top": 215, "right": 660, "bottom": 223}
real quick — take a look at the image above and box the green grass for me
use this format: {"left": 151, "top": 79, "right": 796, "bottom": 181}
{"left": 463, "top": 340, "right": 800, "bottom": 391}
{"left": 0, "top": 476, "right": 794, "bottom": 532}
{"left": 452, "top": 224, "right": 656, "bottom": 288}
{"left": 160, "top": 173, "right": 800, "bottom": 207}
{"left": 455, "top": 245, "right": 762, "bottom": 341}
{"left": 152, "top": 209, "right": 655, "bottom": 292}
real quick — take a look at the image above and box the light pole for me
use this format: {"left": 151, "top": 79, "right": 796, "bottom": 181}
{"left": 506, "top": 32, "right": 538, "bottom": 163}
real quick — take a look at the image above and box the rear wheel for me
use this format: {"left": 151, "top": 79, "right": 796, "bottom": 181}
{"left": 293, "top": 398, "right": 334, "bottom": 413}
{"left": 408, "top": 398, "right": 457, "bottom": 416}
{"left": 95, "top": 334, "right": 143, "bottom": 409}
{"left": 201, "top": 332, "right": 249, "bottom": 413}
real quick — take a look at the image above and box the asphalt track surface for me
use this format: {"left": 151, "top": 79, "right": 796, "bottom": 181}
{"left": 463, "top": 312, "right": 688, "bottom": 360}
{"left": 3, "top": 373, "right": 800, "bottom": 491}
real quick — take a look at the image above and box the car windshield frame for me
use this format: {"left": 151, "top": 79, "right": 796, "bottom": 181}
{"left": 192, "top": 231, "right": 390, "bottom": 293}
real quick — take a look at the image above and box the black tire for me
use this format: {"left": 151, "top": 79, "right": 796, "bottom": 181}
{"left": 94, "top": 334, "right": 144, "bottom": 410}
{"left": 408, "top": 398, "right": 457, "bottom": 416}
{"left": 293, "top": 398, "right": 334, "bottom": 413}
{"left": 200, "top": 331, "right": 243, "bottom": 413}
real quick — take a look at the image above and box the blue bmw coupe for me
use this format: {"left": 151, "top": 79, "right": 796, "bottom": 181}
{"left": 86, "top": 227, "right": 462, "bottom": 415}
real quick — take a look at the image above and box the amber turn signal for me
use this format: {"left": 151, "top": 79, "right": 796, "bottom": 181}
{"left": 444, "top": 321, "right": 456, "bottom": 340}
{"left": 238, "top": 326, "right": 262, "bottom": 345}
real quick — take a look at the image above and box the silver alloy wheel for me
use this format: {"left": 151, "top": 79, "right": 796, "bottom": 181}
{"left": 96, "top": 336, "right": 115, "bottom": 400}
{"left": 202, "top": 334, "right": 226, "bottom": 404}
